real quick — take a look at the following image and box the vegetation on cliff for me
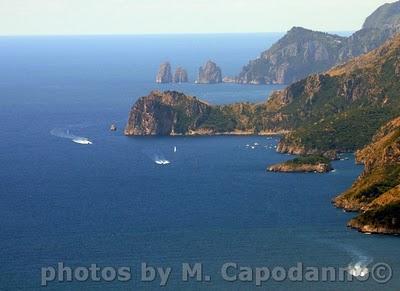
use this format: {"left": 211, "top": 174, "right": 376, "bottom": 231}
{"left": 334, "top": 117, "right": 400, "bottom": 234}
{"left": 268, "top": 155, "right": 332, "bottom": 173}
{"left": 274, "top": 34, "right": 400, "bottom": 155}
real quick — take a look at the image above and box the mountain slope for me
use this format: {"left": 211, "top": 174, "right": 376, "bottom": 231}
{"left": 275, "top": 34, "right": 400, "bottom": 155}
{"left": 363, "top": 1, "right": 400, "bottom": 29}
{"left": 334, "top": 117, "right": 400, "bottom": 234}
{"left": 235, "top": 1, "right": 400, "bottom": 85}
{"left": 236, "top": 27, "right": 346, "bottom": 84}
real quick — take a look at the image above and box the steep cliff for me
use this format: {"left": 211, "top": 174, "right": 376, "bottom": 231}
{"left": 235, "top": 1, "right": 400, "bottom": 85}
{"left": 363, "top": 0, "right": 400, "bottom": 29}
{"left": 124, "top": 91, "right": 211, "bottom": 135}
{"left": 334, "top": 117, "right": 400, "bottom": 234}
{"left": 197, "top": 60, "right": 222, "bottom": 84}
{"left": 237, "top": 27, "right": 346, "bottom": 85}
{"left": 156, "top": 62, "right": 173, "bottom": 83}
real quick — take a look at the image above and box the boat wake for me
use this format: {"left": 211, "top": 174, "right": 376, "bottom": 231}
{"left": 343, "top": 245, "right": 372, "bottom": 278}
{"left": 142, "top": 148, "right": 171, "bottom": 165}
{"left": 72, "top": 138, "right": 93, "bottom": 145}
{"left": 154, "top": 159, "right": 171, "bottom": 165}
{"left": 50, "top": 128, "right": 93, "bottom": 145}
{"left": 316, "top": 239, "right": 373, "bottom": 278}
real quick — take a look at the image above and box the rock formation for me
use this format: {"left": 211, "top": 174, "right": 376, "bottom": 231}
{"left": 156, "top": 62, "right": 173, "bottom": 83}
{"left": 268, "top": 160, "right": 332, "bottom": 173}
{"left": 124, "top": 91, "right": 211, "bottom": 135}
{"left": 173, "top": 67, "right": 189, "bottom": 83}
{"left": 197, "top": 60, "right": 222, "bottom": 84}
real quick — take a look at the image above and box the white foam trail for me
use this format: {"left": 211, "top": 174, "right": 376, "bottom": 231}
{"left": 318, "top": 239, "right": 373, "bottom": 278}
{"left": 72, "top": 138, "right": 93, "bottom": 145}
{"left": 50, "top": 128, "right": 93, "bottom": 145}
{"left": 153, "top": 154, "right": 170, "bottom": 165}
{"left": 142, "top": 149, "right": 171, "bottom": 165}
{"left": 154, "top": 159, "right": 170, "bottom": 165}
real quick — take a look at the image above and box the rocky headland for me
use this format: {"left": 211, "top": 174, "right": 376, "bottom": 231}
{"left": 333, "top": 117, "right": 400, "bottom": 234}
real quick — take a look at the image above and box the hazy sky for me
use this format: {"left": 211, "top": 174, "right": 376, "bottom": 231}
{"left": 0, "top": 0, "right": 395, "bottom": 35}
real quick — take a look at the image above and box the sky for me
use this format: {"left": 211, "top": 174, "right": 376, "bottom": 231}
{"left": 0, "top": 0, "right": 396, "bottom": 35}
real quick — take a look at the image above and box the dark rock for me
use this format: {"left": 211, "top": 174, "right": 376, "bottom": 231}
{"left": 197, "top": 60, "right": 222, "bottom": 84}
{"left": 173, "top": 67, "right": 188, "bottom": 83}
{"left": 156, "top": 62, "right": 173, "bottom": 83}
{"left": 124, "top": 91, "right": 211, "bottom": 136}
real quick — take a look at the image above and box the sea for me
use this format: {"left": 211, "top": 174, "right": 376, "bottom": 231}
{"left": 0, "top": 33, "right": 399, "bottom": 290}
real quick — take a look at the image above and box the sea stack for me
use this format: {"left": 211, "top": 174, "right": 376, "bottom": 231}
{"left": 156, "top": 62, "right": 173, "bottom": 83}
{"left": 173, "top": 67, "right": 189, "bottom": 83}
{"left": 197, "top": 60, "right": 222, "bottom": 84}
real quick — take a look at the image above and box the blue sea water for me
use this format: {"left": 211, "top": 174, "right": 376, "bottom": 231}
{"left": 0, "top": 34, "right": 399, "bottom": 291}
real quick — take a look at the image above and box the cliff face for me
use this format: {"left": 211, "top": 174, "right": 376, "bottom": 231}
{"left": 235, "top": 1, "right": 400, "bottom": 85}
{"left": 156, "top": 62, "right": 173, "bottom": 83}
{"left": 333, "top": 117, "right": 400, "bottom": 234}
{"left": 363, "top": 1, "right": 400, "bottom": 30}
{"left": 124, "top": 91, "right": 211, "bottom": 135}
{"left": 237, "top": 27, "right": 346, "bottom": 85}
{"left": 173, "top": 67, "right": 188, "bottom": 83}
{"left": 197, "top": 60, "right": 222, "bottom": 84}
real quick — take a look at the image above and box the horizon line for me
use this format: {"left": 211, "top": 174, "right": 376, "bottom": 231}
{"left": 0, "top": 30, "right": 355, "bottom": 38}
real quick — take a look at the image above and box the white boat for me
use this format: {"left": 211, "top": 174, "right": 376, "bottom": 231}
{"left": 155, "top": 160, "right": 170, "bottom": 165}
{"left": 174, "top": 146, "right": 177, "bottom": 153}
{"left": 72, "top": 138, "right": 93, "bottom": 145}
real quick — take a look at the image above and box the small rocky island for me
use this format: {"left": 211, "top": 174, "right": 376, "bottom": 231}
{"left": 156, "top": 62, "right": 173, "bottom": 83}
{"left": 173, "top": 67, "right": 188, "bottom": 83}
{"left": 196, "top": 60, "right": 222, "bottom": 84}
{"left": 268, "top": 155, "right": 333, "bottom": 173}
